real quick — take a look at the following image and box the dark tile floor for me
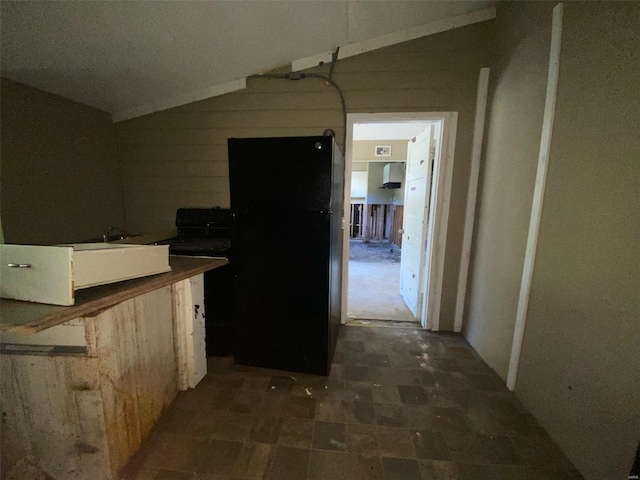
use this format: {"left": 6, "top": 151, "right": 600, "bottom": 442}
{"left": 124, "top": 326, "right": 583, "bottom": 480}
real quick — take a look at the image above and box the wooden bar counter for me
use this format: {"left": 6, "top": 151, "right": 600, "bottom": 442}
{"left": 0, "top": 255, "right": 228, "bottom": 480}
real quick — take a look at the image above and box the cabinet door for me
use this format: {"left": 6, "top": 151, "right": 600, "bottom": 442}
{"left": 172, "top": 274, "right": 207, "bottom": 389}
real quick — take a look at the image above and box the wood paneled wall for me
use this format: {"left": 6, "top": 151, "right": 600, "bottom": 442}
{"left": 115, "top": 21, "right": 495, "bottom": 330}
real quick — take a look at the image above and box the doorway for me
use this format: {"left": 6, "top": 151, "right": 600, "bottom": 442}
{"left": 341, "top": 112, "right": 458, "bottom": 330}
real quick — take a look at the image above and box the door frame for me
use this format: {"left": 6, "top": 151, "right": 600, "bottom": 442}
{"left": 342, "top": 112, "right": 458, "bottom": 331}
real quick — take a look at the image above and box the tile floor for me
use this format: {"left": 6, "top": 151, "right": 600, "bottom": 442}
{"left": 124, "top": 326, "right": 583, "bottom": 480}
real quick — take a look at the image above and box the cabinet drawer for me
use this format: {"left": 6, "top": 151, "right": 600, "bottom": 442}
{"left": 0, "top": 243, "right": 171, "bottom": 306}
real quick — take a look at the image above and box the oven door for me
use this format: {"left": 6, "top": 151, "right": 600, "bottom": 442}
{"left": 164, "top": 238, "right": 234, "bottom": 357}
{"left": 203, "top": 264, "right": 233, "bottom": 356}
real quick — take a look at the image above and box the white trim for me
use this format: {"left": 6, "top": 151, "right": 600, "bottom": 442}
{"left": 111, "top": 8, "right": 496, "bottom": 122}
{"left": 507, "top": 3, "right": 563, "bottom": 391}
{"left": 342, "top": 111, "right": 458, "bottom": 332}
{"left": 111, "top": 78, "right": 247, "bottom": 123}
{"left": 292, "top": 51, "right": 334, "bottom": 72}
{"left": 454, "top": 67, "right": 491, "bottom": 333}
{"left": 342, "top": 120, "right": 355, "bottom": 324}
{"left": 423, "top": 114, "right": 458, "bottom": 331}
{"left": 338, "top": 8, "right": 496, "bottom": 61}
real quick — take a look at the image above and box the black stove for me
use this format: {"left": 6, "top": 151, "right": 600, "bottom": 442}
{"left": 168, "top": 207, "right": 232, "bottom": 251}
{"left": 163, "top": 207, "right": 233, "bottom": 357}
{"left": 168, "top": 237, "right": 231, "bottom": 256}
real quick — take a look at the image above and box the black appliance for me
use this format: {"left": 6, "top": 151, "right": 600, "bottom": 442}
{"left": 162, "top": 207, "right": 233, "bottom": 357}
{"left": 228, "top": 136, "right": 344, "bottom": 376}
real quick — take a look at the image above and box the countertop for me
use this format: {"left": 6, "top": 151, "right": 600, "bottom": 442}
{"left": 0, "top": 255, "right": 228, "bottom": 335}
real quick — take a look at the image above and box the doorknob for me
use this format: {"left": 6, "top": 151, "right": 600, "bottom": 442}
{"left": 398, "top": 229, "right": 405, "bottom": 234}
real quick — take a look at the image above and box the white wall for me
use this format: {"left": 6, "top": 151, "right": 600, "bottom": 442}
{"left": 392, "top": 163, "right": 407, "bottom": 206}
{"left": 350, "top": 171, "right": 368, "bottom": 201}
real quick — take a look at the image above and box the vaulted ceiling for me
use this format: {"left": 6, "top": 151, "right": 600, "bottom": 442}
{"left": 1, "top": 1, "right": 495, "bottom": 120}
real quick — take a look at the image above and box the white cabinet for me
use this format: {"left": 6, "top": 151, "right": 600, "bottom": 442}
{"left": 383, "top": 162, "right": 404, "bottom": 186}
{"left": 0, "top": 243, "right": 171, "bottom": 306}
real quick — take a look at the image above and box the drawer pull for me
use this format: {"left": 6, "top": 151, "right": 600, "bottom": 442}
{"left": 7, "top": 263, "right": 32, "bottom": 268}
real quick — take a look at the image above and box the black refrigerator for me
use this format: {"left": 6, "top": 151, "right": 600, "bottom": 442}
{"left": 228, "top": 136, "right": 344, "bottom": 376}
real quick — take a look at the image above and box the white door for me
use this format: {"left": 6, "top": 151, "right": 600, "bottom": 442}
{"left": 399, "top": 125, "right": 434, "bottom": 318}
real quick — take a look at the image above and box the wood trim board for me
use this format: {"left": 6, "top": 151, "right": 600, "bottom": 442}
{"left": 507, "top": 3, "right": 564, "bottom": 391}
{"left": 454, "top": 67, "right": 491, "bottom": 332}
{"left": 112, "top": 78, "right": 247, "bottom": 123}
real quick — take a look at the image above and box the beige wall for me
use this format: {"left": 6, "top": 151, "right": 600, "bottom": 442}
{"left": 463, "top": 2, "right": 640, "bottom": 479}
{"left": 352, "top": 140, "right": 408, "bottom": 162}
{"left": 365, "top": 163, "right": 395, "bottom": 205}
{"left": 463, "top": 1, "right": 555, "bottom": 379}
{"left": 115, "top": 21, "right": 495, "bottom": 330}
{"left": 0, "top": 79, "right": 124, "bottom": 244}
{"left": 352, "top": 162, "right": 368, "bottom": 172}
{"left": 516, "top": 3, "right": 640, "bottom": 479}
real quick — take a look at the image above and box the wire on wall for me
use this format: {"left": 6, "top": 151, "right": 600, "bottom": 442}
{"left": 248, "top": 48, "right": 347, "bottom": 149}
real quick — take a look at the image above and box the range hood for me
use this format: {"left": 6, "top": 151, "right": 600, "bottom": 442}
{"left": 380, "top": 163, "right": 403, "bottom": 189}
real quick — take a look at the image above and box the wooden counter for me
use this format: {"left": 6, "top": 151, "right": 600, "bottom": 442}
{"left": 0, "top": 255, "right": 228, "bottom": 335}
{"left": 1, "top": 255, "right": 228, "bottom": 479}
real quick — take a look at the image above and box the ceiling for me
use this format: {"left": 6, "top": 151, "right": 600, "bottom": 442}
{"left": 1, "top": 1, "right": 494, "bottom": 119}
{"left": 353, "top": 122, "right": 432, "bottom": 140}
